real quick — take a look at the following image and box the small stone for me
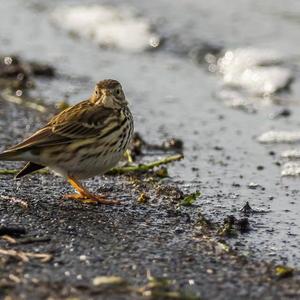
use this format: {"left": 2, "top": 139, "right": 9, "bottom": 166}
{"left": 162, "top": 138, "right": 184, "bottom": 151}
{"left": 270, "top": 108, "right": 291, "bottom": 119}
{"left": 174, "top": 227, "right": 184, "bottom": 234}
{"left": 79, "top": 255, "right": 87, "bottom": 261}
{"left": 213, "top": 146, "right": 223, "bottom": 151}
{"left": 248, "top": 182, "right": 258, "bottom": 189}
{"left": 92, "top": 276, "right": 126, "bottom": 286}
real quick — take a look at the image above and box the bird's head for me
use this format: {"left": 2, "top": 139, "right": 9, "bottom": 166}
{"left": 90, "top": 79, "right": 128, "bottom": 108}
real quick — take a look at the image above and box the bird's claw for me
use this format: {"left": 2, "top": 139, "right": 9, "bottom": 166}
{"left": 63, "top": 193, "right": 121, "bottom": 205}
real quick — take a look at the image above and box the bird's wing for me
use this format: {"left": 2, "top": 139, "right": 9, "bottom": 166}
{"left": 7, "top": 126, "right": 68, "bottom": 151}
{"left": 7, "top": 102, "right": 120, "bottom": 152}
{"left": 50, "top": 102, "right": 120, "bottom": 139}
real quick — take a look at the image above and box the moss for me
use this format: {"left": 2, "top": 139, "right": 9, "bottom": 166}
{"left": 275, "top": 265, "right": 294, "bottom": 279}
{"left": 154, "top": 166, "right": 169, "bottom": 178}
{"left": 180, "top": 191, "right": 201, "bottom": 207}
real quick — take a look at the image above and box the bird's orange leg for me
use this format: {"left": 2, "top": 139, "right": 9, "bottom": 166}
{"left": 64, "top": 177, "right": 120, "bottom": 205}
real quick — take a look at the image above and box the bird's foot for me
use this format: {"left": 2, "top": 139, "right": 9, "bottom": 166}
{"left": 63, "top": 193, "right": 121, "bottom": 205}
{"left": 65, "top": 177, "right": 121, "bottom": 205}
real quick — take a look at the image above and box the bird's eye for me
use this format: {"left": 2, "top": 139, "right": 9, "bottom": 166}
{"left": 116, "top": 88, "right": 121, "bottom": 95}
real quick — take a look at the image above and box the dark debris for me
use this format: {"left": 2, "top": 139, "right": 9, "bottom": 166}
{"left": 0, "top": 55, "right": 55, "bottom": 92}
{"left": 0, "top": 225, "right": 26, "bottom": 237}
{"left": 129, "top": 132, "right": 184, "bottom": 161}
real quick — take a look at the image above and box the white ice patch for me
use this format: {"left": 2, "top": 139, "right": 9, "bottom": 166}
{"left": 216, "top": 89, "right": 274, "bottom": 113}
{"left": 51, "top": 5, "right": 160, "bottom": 52}
{"left": 281, "top": 162, "right": 300, "bottom": 176}
{"left": 223, "top": 66, "right": 291, "bottom": 95}
{"left": 218, "top": 48, "right": 293, "bottom": 95}
{"left": 258, "top": 131, "right": 300, "bottom": 144}
{"left": 219, "top": 48, "right": 284, "bottom": 72}
{"left": 281, "top": 149, "right": 300, "bottom": 159}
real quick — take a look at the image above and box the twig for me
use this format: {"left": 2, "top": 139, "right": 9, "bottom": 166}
{"left": 0, "top": 248, "right": 52, "bottom": 262}
{"left": 16, "top": 236, "right": 51, "bottom": 245}
{"left": 0, "top": 195, "right": 29, "bottom": 208}
{"left": 1, "top": 235, "right": 17, "bottom": 244}
{"left": 0, "top": 90, "right": 47, "bottom": 113}
{"left": 1, "top": 235, "right": 51, "bottom": 245}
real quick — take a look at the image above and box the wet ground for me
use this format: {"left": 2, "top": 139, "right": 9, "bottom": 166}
{"left": 1, "top": 0, "right": 300, "bottom": 299}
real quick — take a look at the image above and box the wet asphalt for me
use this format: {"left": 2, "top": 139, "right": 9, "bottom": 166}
{"left": 1, "top": 0, "right": 300, "bottom": 299}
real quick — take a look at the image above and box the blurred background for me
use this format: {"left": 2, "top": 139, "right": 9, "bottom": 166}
{"left": 1, "top": 0, "right": 300, "bottom": 268}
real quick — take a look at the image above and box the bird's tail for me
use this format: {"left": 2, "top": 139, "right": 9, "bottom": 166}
{"left": 0, "top": 149, "right": 20, "bottom": 161}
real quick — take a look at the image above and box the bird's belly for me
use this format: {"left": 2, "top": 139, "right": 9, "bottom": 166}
{"left": 48, "top": 151, "right": 124, "bottom": 179}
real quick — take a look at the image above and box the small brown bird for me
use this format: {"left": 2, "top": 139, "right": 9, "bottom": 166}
{"left": 0, "top": 79, "right": 134, "bottom": 204}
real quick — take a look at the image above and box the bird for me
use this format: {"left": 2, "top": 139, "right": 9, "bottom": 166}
{"left": 0, "top": 79, "right": 134, "bottom": 204}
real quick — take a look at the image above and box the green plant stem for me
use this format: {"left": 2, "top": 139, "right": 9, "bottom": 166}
{"left": 0, "top": 154, "right": 184, "bottom": 176}
{"left": 108, "top": 154, "right": 183, "bottom": 175}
